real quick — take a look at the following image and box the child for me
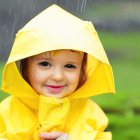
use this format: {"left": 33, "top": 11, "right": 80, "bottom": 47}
{"left": 0, "top": 4, "right": 115, "bottom": 140}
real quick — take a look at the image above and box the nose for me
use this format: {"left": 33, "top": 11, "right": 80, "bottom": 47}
{"left": 50, "top": 67, "right": 64, "bottom": 81}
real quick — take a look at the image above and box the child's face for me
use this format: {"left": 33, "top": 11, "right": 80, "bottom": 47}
{"left": 27, "top": 50, "right": 83, "bottom": 98}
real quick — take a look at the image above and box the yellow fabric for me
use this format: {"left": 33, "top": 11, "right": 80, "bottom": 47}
{"left": 51, "top": 49, "right": 84, "bottom": 57}
{"left": 0, "top": 4, "right": 115, "bottom": 140}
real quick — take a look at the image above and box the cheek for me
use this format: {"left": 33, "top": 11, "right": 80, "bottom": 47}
{"left": 65, "top": 70, "right": 80, "bottom": 86}
{"left": 33, "top": 71, "right": 44, "bottom": 83}
{"left": 28, "top": 67, "right": 48, "bottom": 84}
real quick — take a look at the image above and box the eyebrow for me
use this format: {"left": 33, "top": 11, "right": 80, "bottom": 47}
{"left": 37, "top": 58, "right": 79, "bottom": 65}
{"left": 37, "top": 57, "right": 52, "bottom": 60}
{"left": 66, "top": 61, "right": 79, "bottom": 65}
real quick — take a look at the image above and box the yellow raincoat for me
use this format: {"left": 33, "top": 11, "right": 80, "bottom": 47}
{"left": 0, "top": 5, "right": 115, "bottom": 140}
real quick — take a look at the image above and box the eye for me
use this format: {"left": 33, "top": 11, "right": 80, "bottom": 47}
{"left": 65, "top": 64, "right": 76, "bottom": 69}
{"left": 39, "top": 62, "right": 51, "bottom": 67}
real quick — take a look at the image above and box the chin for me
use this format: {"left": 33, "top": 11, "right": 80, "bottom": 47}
{"left": 41, "top": 93, "right": 64, "bottom": 99}
{"left": 52, "top": 94, "right": 66, "bottom": 99}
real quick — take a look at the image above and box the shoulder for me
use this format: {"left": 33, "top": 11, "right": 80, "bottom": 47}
{"left": 0, "top": 95, "right": 37, "bottom": 117}
{"left": 0, "top": 95, "right": 19, "bottom": 111}
{"left": 0, "top": 95, "right": 20, "bottom": 133}
{"left": 70, "top": 98, "right": 108, "bottom": 131}
{"left": 0, "top": 96, "right": 37, "bottom": 139}
{"left": 0, "top": 95, "right": 37, "bottom": 130}
{"left": 85, "top": 98, "right": 109, "bottom": 131}
{"left": 85, "top": 98, "right": 108, "bottom": 120}
{"left": 72, "top": 98, "right": 108, "bottom": 117}
{"left": 0, "top": 95, "right": 27, "bottom": 112}
{"left": 1, "top": 95, "right": 19, "bottom": 105}
{"left": 68, "top": 98, "right": 111, "bottom": 139}
{"left": 0, "top": 95, "right": 30, "bottom": 120}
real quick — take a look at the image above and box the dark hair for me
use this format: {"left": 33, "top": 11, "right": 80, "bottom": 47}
{"left": 20, "top": 58, "right": 30, "bottom": 84}
{"left": 76, "top": 53, "right": 87, "bottom": 89}
{"left": 20, "top": 53, "right": 87, "bottom": 90}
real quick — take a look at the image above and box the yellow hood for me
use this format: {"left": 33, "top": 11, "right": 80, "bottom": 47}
{"left": 1, "top": 4, "right": 115, "bottom": 110}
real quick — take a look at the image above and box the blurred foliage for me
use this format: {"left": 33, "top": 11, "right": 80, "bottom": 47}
{"left": 108, "top": 114, "right": 140, "bottom": 140}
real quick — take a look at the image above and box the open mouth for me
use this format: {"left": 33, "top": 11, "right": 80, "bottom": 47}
{"left": 45, "top": 85, "right": 65, "bottom": 93}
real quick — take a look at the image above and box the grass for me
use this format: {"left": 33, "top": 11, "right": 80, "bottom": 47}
{"left": 0, "top": 31, "right": 140, "bottom": 140}
{"left": 107, "top": 114, "right": 140, "bottom": 140}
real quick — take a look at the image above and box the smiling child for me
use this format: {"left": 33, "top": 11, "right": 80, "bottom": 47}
{"left": 0, "top": 5, "right": 115, "bottom": 140}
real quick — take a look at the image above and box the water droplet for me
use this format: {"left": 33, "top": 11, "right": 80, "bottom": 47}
{"left": 3, "top": 25, "right": 5, "bottom": 30}
{"left": 9, "top": 9, "right": 11, "bottom": 15}
{"left": 89, "top": 0, "right": 91, "bottom": 4}
{"left": 11, "top": 15, "right": 16, "bottom": 40}
{"left": 83, "top": 0, "right": 87, "bottom": 11}
{"left": 81, "top": 0, "right": 85, "bottom": 12}
{"left": 53, "top": 0, "right": 57, "bottom": 4}
{"left": 60, "top": 0, "right": 62, "bottom": 4}
{"left": 33, "top": 2, "right": 36, "bottom": 11}
{"left": 77, "top": 0, "right": 80, "bottom": 11}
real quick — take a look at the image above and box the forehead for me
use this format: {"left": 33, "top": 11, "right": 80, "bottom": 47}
{"left": 37, "top": 50, "right": 83, "bottom": 62}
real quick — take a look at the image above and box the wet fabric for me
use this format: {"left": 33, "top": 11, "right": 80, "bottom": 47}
{"left": 0, "top": 4, "right": 115, "bottom": 140}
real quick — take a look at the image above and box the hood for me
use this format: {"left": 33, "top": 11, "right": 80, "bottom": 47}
{"left": 1, "top": 4, "right": 115, "bottom": 110}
